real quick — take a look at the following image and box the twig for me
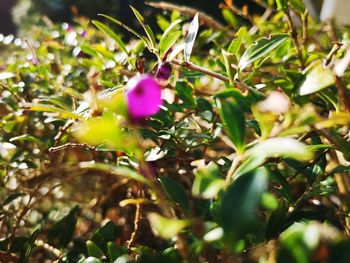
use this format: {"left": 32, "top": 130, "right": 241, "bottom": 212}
{"left": 226, "top": 154, "right": 243, "bottom": 183}
{"left": 146, "top": 1, "right": 236, "bottom": 38}
{"left": 302, "top": 10, "right": 309, "bottom": 45}
{"left": 127, "top": 202, "right": 142, "bottom": 249}
{"left": 53, "top": 121, "right": 75, "bottom": 146}
{"left": 324, "top": 42, "right": 343, "bottom": 67}
{"left": 219, "top": 3, "right": 253, "bottom": 24}
{"left": 335, "top": 76, "right": 350, "bottom": 112}
{"left": 171, "top": 59, "right": 229, "bottom": 82}
{"left": 49, "top": 143, "right": 96, "bottom": 153}
{"left": 171, "top": 59, "right": 266, "bottom": 97}
{"left": 285, "top": 10, "right": 305, "bottom": 68}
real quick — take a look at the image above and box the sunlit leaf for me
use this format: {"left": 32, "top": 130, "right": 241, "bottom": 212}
{"left": 238, "top": 34, "right": 289, "bottom": 70}
{"left": 298, "top": 61, "right": 335, "bottom": 96}
{"left": 147, "top": 213, "right": 190, "bottom": 239}
{"left": 92, "top": 20, "right": 128, "bottom": 54}
{"left": 0, "top": 72, "right": 15, "bottom": 80}
{"left": 184, "top": 13, "right": 199, "bottom": 62}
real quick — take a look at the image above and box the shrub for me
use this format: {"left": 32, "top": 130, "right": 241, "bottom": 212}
{"left": 1, "top": 0, "right": 350, "bottom": 262}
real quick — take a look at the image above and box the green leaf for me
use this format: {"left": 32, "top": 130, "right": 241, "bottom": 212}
{"left": 159, "top": 177, "right": 189, "bottom": 211}
{"left": 289, "top": 0, "right": 305, "bottom": 14}
{"left": 48, "top": 205, "right": 80, "bottom": 248}
{"left": 91, "top": 221, "right": 120, "bottom": 253}
{"left": 192, "top": 163, "right": 226, "bottom": 199}
{"left": 79, "top": 162, "right": 153, "bottom": 187}
{"left": 159, "top": 31, "right": 182, "bottom": 58}
{"left": 98, "top": 14, "right": 148, "bottom": 44}
{"left": 159, "top": 19, "right": 182, "bottom": 57}
{"left": 238, "top": 34, "right": 289, "bottom": 70}
{"left": 216, "top": 99, "right": 246, "bottom": 153}
{"left": 86, "top": 241, "right": 104, "bottom": 259}
{"left": 18, "top": 228, "right": 40, "bottom": 263}
{"left": 248, "top": 137, "right": 314, "bottom": 161}
{"left": 28, "top": 103, "right": 82, "bottom": 120}
{"left": 175, "top": 81, "right": 196, "bottom": 108}
{"left": 130, "top": 6, "right": 156, "bottom": 48}
{"left": 73, "top": 112, "right": 136, "bottom": 152}
{"left": 276, "top": 0, "right": 288, "bottom": 11}
{"left": 298, "top": 61, "right": 335, "bottom": 96}
{"left": 184, "top": 13, "right": 199, "bottom": 62}
{"left": 228, "top": 27, "right": 247, "bottom": 55}
{"left": 147, "top": 213, "right": 190, "bottom": 239}
{"left": 235, "top": 138, "right": 313, "bottom": 178}
{"left": 107, "top": 242, "right": 127, "bottom": 262}
{"left": 10, "top": 134, "right": 45, "bottom": 146}
{"left": 91, "top": 20, "right": 128, "bottom": 54}
{"left": 3, "top": 192, "right": 26, "bottom": 206}
{"left": 78, "top": 257, "right": 103, "bottom": 263}
{"left": 221, "top": 169, "right": 268, "bottom": 245}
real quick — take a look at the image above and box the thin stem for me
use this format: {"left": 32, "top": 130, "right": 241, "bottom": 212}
{"left": 335, "top": 76, "right": 350, "bottom": 112}
{"left": 285, "top": 11, "right": 305, "bottom": 68}
{"left": 170, "top": 59, "right": 266, "bottom": 96}
{"left": 146, "top": 1, "right": 235, "bottom": 38}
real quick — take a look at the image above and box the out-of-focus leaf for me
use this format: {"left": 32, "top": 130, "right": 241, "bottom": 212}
{"left": 289, "top": 0, "right": 305, "bottom": 14}
{"left": 217, "top": 99, "right": 245, "bottom": 153}
{"left": 3, "top": 192, "right": 26, "bottom": 206}
{"left": 91, "top": 20, "right": 128, "bottom": 54}
{"left": 27, "top": 103, "right": 82, "bottom": 120}
{"left": 298, "top": 61, "right": 335, "bottom": 96}
{"left": 73, "top": 112, "right": 136, "bottom": 152}
{"left": 10, "top": 134, "right": 45, "bottom": 146}
{"left": 48, "top": 205, "right": 80, "bottom": 248}
{"left": 184, "top": 13, "right": 199, "bottom": 62}
{"left": 18, "top": 228, "right": 40, "bottom": 263}
{"left": 107, "top": 242, "right": 127, "bottom": 262}
{"left": 0, "top": 72, "right": 15, "bottom": 80}
{"left": 79, "top": 162, "right": 153, "bottom": 187}
{"left": 238, "top": 34, "right": 289, "bottom": 70}
{"left": 147, "top": 213, "right": 190, "bottom": 239}
{"left": 91, "top": 221, "right": 120, "bottom": 253}
{"left": 276, "top": 0, "right": 288, "bottom": 11}
{"left": 192, "top": 163, "right": 226, "bottom": 199}
{"left": 221, "top": 169, "right": 268, "bottom": 245}
{"left": 86, "top": 241, "right": 104, "bottom": 259}
{"left": 159, "top": 177, "right": 189, "bottom": 211}
{"left": 248, "top": 137, "right": 313, "bottom": 161}
{"left": 78, "top": 257, "right": 103, "bottom": 263}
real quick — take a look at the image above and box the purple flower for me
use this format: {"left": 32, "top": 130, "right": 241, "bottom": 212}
{"left": 156, "top": 62, "right": 172, "bottom": 80}
{"left": 126, "top": 74, "right": 163, "bottom": 118}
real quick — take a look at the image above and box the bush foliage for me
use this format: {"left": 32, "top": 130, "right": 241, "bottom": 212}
{"left": 1, "top": 0, "right": 350, "bottom": 262}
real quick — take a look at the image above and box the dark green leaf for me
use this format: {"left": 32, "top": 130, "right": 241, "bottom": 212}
{"left": 18, "top": 228, "right": 40, "bottom": 263}
{"left": 159, "top": 177, "right": 189, "bottom": 211}
{"left": 217, "top": 99, "right": 246, "bottom": 153}
{"left": 91, "top": 221, "right": 120, "bottom": 253}
{"left": 48, "top": 205, "right": 80, "bottom": 248}
{"left": 221, "top": 169, "right": 268, "bottom": 245}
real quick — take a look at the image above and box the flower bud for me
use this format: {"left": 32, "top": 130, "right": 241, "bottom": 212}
{"left": 156, "top": 62, "right": 172, "bottom": 81}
